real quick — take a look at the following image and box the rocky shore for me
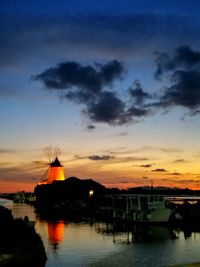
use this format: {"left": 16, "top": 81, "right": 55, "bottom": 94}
{"left": 0, "top": 206, "right": 46, "bottom": 267}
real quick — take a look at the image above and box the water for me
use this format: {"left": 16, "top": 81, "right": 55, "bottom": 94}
{"left": 1, "top": 198, "right": 200, "bottom": 267}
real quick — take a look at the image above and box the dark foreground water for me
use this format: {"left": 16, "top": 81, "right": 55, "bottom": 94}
{"left": 1, "top": 198, "right": 200, "bottom": 267}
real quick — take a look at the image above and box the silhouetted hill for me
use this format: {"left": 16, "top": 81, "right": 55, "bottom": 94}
{"left": 126, "top": 186, "right": 200, "bottom": 196}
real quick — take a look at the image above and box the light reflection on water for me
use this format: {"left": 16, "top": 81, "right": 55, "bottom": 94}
{"left": 39, "top": 221, "right": 122, "bottom": 267}
{"left": 1, "top": 198, "right": 200, "bottom": 267}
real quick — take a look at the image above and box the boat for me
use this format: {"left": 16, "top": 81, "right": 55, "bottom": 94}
{"left": 112, "top": 194, "right": 172, "bottom": 224}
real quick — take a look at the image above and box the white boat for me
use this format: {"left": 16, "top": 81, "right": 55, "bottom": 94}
{"left": 112, "top": 194, "right": 171, "bottom": 223}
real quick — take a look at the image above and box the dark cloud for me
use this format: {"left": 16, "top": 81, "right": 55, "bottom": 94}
{"left": 85, "top": 91, "right": 127, "bottom": 125}
{"left": 65, "top": 90, "right": 94, "bottom": 104}
{"left": 86, "top": 124, "right": 96, "bottom": 130}
{"left": 126, "top": 106, "right": 150, "bottom": 118}
{"left": 3, "top": 12, "right": 200, "bottom": 123}
{"left": 160, "top": 70, "right": 200, "bottom": 111}
{"left": 152, "top": 168, "right": 168, "bottom": 172}
{"left": 34, "top": 59, "right": 149, "bottom": 125}
{"left": 129, "top": 80, "right": 151, "bottom": 105}
{"left": 88, "top": 155, "right": 114, "bottom": 161}
{"left": 170, "top": 172, "right": 182, "bottom": 176}
{"left": 34, "top": 59, "right": 147, "bottom": 126}
{"left": 75, "top": 154, "right": 149, "bottom": 163}
{"left": 74, "top": 154, "right": 114, "bottom": 161}
{"left": 140, "top": 164, "right": 152, "bottom": 168}
{"left": 87, "top": 98, "right": 150, "bottom": 125}
{"left": 154, "top": 45, "right": 200, "bottom": 114}
{"left": 126, "top": 80, "right": 152, "bottom": 121}
{"left": 34, "top": 59, "right": 151, "bottom": 125}
{"left": 33, "top": 60, "right": 124, "bottom": 93}
{"left": 155, "top": 45, "right": 200, "bottom": 79}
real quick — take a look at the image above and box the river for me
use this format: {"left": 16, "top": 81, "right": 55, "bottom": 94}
{"left": 1, "top": 198, "right": 200, "bottom": 267}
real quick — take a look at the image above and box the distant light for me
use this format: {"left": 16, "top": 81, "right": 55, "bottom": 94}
{"left": 89, "top": 190, "right": 94, "bottom": 197}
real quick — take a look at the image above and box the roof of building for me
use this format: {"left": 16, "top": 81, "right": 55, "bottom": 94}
{"left": 50, "top": 157, "right": 63, "bottom": 167}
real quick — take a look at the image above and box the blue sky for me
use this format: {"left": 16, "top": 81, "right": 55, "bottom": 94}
{"left": 1, "top": 0, "right": 200, "bottom": 192}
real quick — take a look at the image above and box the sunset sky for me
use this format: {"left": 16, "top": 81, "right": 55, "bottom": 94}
{"left": 1, "top": 0, "right": 200, "bottom": 193}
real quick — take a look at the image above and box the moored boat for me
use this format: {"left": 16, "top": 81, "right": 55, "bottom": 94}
{"left": 112, "top": 194, "right": 172, "bottom": 224}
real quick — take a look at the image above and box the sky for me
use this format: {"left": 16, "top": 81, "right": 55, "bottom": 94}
{"left": 1, "top": 0, "right": 200, "bottom": 193}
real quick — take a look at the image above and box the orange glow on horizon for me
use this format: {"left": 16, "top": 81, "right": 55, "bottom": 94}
{"left": 0, "top": 181, "right": 36, "bottom": 193}
{"left": 102, "top": 176, "right": 200, "bottom": 191}
{"left": 1, "top": 155, "right": 200, "bottom": 192}
{"left": 1, "top": 175, "right": 200, "bottom": 193}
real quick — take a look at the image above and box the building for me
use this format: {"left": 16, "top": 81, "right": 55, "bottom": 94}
{"left": 38, "top": 157, "right": 65, "bottom": 185}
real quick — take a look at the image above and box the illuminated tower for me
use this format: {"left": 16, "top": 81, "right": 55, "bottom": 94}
{"left": 38, "top": 147, "right": 65, "bottom": 184}
{"left": 47, "top": 157, "right": 65, "bottom": 183}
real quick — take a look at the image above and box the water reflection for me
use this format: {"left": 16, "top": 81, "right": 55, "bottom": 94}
{"left": 2, "top": 199, "right": 200, "bottom": 267}
{"left": 48, "top": 220, "right": 64, "bottom": 251}
{"left": 94, "top": 221, "right": 178, "bottom": 244}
